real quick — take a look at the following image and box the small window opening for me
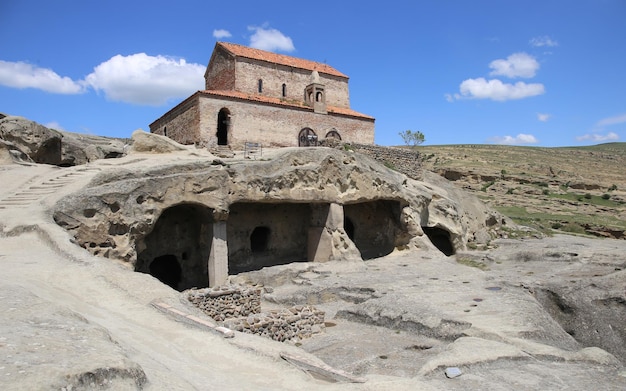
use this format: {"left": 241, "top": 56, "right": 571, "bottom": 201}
{"left": 316, "top": 91, "right": 323, "bottom": 102}
{"left": 250, "top": 226, "right": 270, "bottom": 253}
{"left": 258, "top": 79, "right": 263, "bottom": 93}
{"left": 282, "top": 83, "right": 287, "bottom": 97}
{"left": 149, "top": 254, "right": 182, "bottom": 290}
{"left": 163, "top": 126, "right": 167, "bottom": 137}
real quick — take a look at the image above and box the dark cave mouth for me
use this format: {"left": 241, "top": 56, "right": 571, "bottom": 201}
{"left": 422, "top": 226, "right": 455, "bottom": 256}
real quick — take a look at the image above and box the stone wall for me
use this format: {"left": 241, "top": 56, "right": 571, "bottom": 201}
{"left": 223, "top": 305, "right": 325, "bottom": 342}
{"left": 322, "top": 140, "right": 422, "bottom": 180}
{"left": 187, "top": 285, "right": 325, "bottom": 342}
{"left": 196, "top": 94, "right": 374, "bottom": 149}
{"left": 234, "top": 58, "right": 351, "bottom": 108}
{"left": 149, "top": 94, "right": 200, "bottom": 145}
{"left": 187, "top": 285, "right": 261, "bottom": 321}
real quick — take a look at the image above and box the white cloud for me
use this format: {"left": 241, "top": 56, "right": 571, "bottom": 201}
{"left": 247, "top": 26, "right": 295, "bottom": 52}
{"left": 44, "top": 121, "right": 65, "bottom": 131}
{"left": 213, "top": 29, "right": 232, "bottom": 39}
{"left": 530, "top": 36, "right": 559, "bottom": 47}
{"left": 489, "top": 133, "right": 539, "bottom": 145}
{"left": 537, "top": 113, "right": 551, "bottom": 122}
{"left": 0, "top": 60, "right": 84, "bottom": 94}
{"left": 83, "top": 53, "right": 205, "bottom": 106}
{"left": 596, "top": 113, "right": 626, "bottom": 128}
{"left": 489, "top": 52, "right": 539, "bottom": 78}
{"left": 453, "top": 78, "right": 545, "bottom": 101}
{"left": 576, "top": 132, "right": 619, "bottom": 142}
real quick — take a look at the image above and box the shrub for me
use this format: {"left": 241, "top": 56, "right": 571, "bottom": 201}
{"left": 542, "top": 189, "right": 550, "bottom": 195}
{"left": 584, "top": 193, "right": 592, "bottom": 199}
{"left": 602, "top": 193, "right": 611, "bottom": 200}
{"left": 608, "top": 184, "right": 618, "bottom": 191}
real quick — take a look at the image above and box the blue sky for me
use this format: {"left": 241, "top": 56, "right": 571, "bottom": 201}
{"left": 1, "top": 0, "right": 625, "bottom": 147}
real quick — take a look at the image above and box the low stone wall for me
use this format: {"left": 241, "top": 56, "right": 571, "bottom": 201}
{"left": 321, "top": 140, "right": 422, "bottom": 180}
{"left": 224, "top": 305, "right": 325, "bottom": 342}
{"left": 187, "top": 285, "right": 262, "bottom": 321}
{"left": 187, "top": 285, "right": 325, "bottom": 342}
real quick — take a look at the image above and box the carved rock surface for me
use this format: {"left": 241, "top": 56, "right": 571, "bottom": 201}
{"left": 53, "top": 137, "right": 507, "bottom": 269}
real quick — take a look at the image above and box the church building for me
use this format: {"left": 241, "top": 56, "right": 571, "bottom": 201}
{"left": 149, "top": 42, "right": 375, "bottom": 149}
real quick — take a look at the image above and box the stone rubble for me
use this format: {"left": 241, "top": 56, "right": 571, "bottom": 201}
{"left": 187, "top": 285, "right": 325, "bottom": 342}
{"left": 187, "top": 284, "right": 262, "bottom": 321}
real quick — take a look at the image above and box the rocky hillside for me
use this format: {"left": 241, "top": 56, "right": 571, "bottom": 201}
{"left": 416, "top": 143, "right": 626, "bottom": 239}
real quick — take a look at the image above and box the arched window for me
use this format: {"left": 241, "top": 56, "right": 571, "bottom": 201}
{"left": 258, "top": 79, "right": 263, "bottom": 93}
{"left": 316, "top": 91, "right": 323, "bottom": 102}
{"left": 282, "top": 83, "right": 287, "bottom": 97}
{"left": 325, "top": 130, "right": 341, "bottom": 140}
{"left": 298, "top": 128, "right": 318, "bottom": 147}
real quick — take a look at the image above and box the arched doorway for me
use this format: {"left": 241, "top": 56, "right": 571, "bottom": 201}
{"left": 298, "top": 128, "right": 318, "bottom": 147}
{"left": 217, "top": 108, "right": 230, "bottom": 146}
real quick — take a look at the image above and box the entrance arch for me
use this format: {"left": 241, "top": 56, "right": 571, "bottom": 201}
{"left": 217, "top": 108, "right": 230, "bottom": 146}
{"left": 298, "top": 128, "right": 318, "bottom": 147}
{"left": 136, "top": 203, "right": 214, "bottom": 291}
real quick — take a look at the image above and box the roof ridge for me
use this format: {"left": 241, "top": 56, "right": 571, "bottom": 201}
{"left": 217, "top": 42, "right": 348, "bottom": 79}
{"left": 202, "top": 89, "right": 373, "bottom": 120}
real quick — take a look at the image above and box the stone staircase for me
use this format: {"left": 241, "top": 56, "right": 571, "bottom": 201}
{"left": 0, "top": 166, "right": 101, "bottom": 210}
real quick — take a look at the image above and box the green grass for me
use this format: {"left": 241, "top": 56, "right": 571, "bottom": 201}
{"left": 495, "top": 205, "right": 626, "bottom": 233}
{"left": 548, "top": 192, "right": 623, "bottom": 207}
{"left": 456, "top": 257, "right": 489, "bottom": 271}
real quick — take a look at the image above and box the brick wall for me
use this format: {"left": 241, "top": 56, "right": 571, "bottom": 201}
{"left": 197, "top": 94, "right": 374, "bottom": 149}
{"left": 149, "top": 94, "right": 200, "bottom": 145}
{"left": 234, "top": 58, "right": 351, "bottom": 108}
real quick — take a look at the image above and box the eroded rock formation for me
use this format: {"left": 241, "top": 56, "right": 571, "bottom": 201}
{"left": 0, "top": 114, "right": 128, "bottom": 166}
{"left": 53, "top": 131, "right": 508, "bottom": 290}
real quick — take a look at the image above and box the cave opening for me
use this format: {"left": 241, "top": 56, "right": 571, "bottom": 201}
{"left": 136, "top": 203, "right": 214, "bottom": 291}
{"left": 343, "top": 200, "right": 401, "bottom": 260}
{"left": 228, "top": 203, "right": 310, "bottom": 274}
{"left": 422, "top": 226, "right": 455, "bottom": 256}
{"left": 149, "top": 254, "right": 182, "bottom": 290}
{"left": 250, "top": 226, "right": 270, "bottom": 252}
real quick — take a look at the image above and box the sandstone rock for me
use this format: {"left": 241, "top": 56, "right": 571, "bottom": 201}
{"left": 53, "top": 147, "right": 509, "bottom": 276}
{"left": 59, "top": 131, "right": 128, "bottom": 166}
{"left": 0, "top": 115, "right": 129, "bottom": 166}
{"left": 129, "top": 129, "right": 190, "bottom": 154}
{"left": 0, "top": 115, "right": 63, "bottom": 164}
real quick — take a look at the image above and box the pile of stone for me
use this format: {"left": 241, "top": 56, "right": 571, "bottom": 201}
{"left": 223, "top": 305, "right": 325, "bottom": 342}
{"left": 187, "top": 285, "right": 325, "bottom": 342}
{"left": 187, "top": 285, "right": 262, "bottom": 321}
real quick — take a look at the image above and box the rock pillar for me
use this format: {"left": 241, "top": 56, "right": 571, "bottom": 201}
{"left": 307, "top": 203, "right": 344, "bottom": 262}
{"left": 208, "top": 221, "right": 228, "bottom": 287}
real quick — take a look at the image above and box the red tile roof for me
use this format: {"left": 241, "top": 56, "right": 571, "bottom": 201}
{"left": 217, "top": 42, "right": 349, "bottom": 79}
{"left": 202, "top": 90, "right": 374, "bottom": 120}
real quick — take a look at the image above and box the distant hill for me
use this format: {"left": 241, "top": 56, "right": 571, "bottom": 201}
{"left": 412, "top": 143, "right": 626, "bottom": 239}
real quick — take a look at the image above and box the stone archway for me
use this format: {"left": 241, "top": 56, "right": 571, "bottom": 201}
{"left": 136, "top": 203, "right": 214, "bottom": 291}
{"left": 217, "top": 108, "right": 230, "bottom": 146}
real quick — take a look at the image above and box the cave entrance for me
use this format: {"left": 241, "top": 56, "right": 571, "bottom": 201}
{"left": 149, "top": 254, "right": 182, "bottom": 290}
{"left": 228, "top": 203, "right": 311, "bottom": 273}
{"left": 344, "top": 200, "right": 401, "bottom": 260}
{"left": 422, "top": 226, "right": 455, "bottom": 256}
{"left": 136, "top": 203, "right": 214, "bottom": 291}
